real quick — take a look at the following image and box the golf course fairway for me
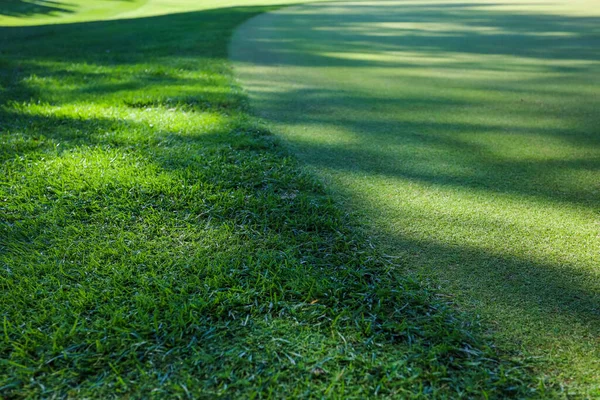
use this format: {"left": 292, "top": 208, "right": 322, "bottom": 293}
{"left": 231, "top": 0, "right": 600, "bottom": 394}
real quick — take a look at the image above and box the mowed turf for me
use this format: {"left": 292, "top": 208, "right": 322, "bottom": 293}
{"left": 0, "top": 0, "right": 143, "bottom": 26}
{"left": 231, "top": 0, "right": 600, "bottom": 396}
{"left": 0, "top": 0, "right": 559, "bottom": 398}
{"left": 0, "top": 0, "right": 325, "bottom": 26}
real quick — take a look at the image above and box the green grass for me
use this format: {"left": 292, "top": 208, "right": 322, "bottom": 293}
{"left": 0, "top": 0, "right": 145, "bottom": 25}
{"left": 0, "top": 0, "right": 559, "bottom": 398}
{"left": 0, "top": 0, "right": 324, "bottom": 25}
{"left": 231, "top": 0, "right": 600, "bottom": 397}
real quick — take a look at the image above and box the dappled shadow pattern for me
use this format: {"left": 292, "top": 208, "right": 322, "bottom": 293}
{"left": 0, "top": 4, "right": 548, "bottom": 398}
{"left": 243, "top": 1, "right": 600, "bottom": 63}
{"left": 231, "top": 0, "right": 600, "bottom": 384}
{"left": 0, "top": 0, "right": 134, "bottom": 17}
{"left": 0, "top": 0, "right": 72, "bottom": 17}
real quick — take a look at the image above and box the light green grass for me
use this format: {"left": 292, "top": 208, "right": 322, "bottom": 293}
{"left": 0, "top": 0, "right": 555, "bottom": 398}
{"left": 231, "top": 0, "right": 600, "bottom": 396}
{"left": 0, "top": 0, "right": 146, "bottom": 26}
{"left": 0, "top": 0, "right": 324, "bottom": 26}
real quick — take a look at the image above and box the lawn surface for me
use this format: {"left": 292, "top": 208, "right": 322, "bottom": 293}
{"left": 0, "top": 0, "right": 323, "bottom": 26}
{"left": 0, "top": 0, "right": 555, "bottom": 398}
{"left": 231, "top": 0, "right": 600, "bottom": 396}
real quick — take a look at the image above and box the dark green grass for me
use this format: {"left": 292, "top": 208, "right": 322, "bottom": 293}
{"left": 231, "top": 1, "right": 600, "bottom": 396}
{"left": 0, "top": 4, "right": 552, "bottom": 398}
{"left": 0, "top": 0, "right": 73, "bottom": 17}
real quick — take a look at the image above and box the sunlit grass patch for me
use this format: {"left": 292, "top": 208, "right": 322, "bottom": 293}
{"left": 231, "top": 0, "right": 600, "bottom": 396}
{"left": 0, "top": 0, "right": 146, "bottom": 26}
{"left": 0, "top": 0, "right": 557, "bottom": 398}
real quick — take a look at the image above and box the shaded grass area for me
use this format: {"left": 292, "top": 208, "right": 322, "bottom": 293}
{"left": 0, "top": 0, "right": 143, "bottom": 25}
{"left": 231, "top": 0, "right": 600, "bottom": 396}
{"left": 0, "top": 3, "right": 551, "bottom": 398}
{"left": 0, "top": 0, "right": 73, "bottom": 17}
{"left": 0, "top": 0, "right": 326, "bottom": 26}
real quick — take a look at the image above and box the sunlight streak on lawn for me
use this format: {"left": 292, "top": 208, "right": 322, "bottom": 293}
{"left": 231, "top": 0, "right": 600, "bottom": 393}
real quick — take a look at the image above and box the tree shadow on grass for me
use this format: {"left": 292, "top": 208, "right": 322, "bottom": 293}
{"left": 243, "top": 87, "right": 600, "bottom": 209}
{"left": 1, "top": 105, "right": 543, "bottom": 396}
{"left": 0, "top": 0, "right": 72, "bottom": 17}
{"left": 231, "top": 0, "right": 600, "bottom": 387}
{"left": 0, "top": 0, "right": 135, "bottom": 18}
{"left": 259, "top": 0, "right": 600, "bottom": 61}
{"left": 0, "top": 4, "right": 553, "bottom": 397}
